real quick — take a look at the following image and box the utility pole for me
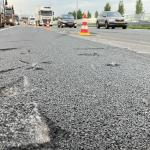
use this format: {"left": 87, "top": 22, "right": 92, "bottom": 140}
{"left": 3, "top": 0, "right": 5, "bottom": 21}
{"left": 76, "top": 0, "right": 78, "bottom": 21}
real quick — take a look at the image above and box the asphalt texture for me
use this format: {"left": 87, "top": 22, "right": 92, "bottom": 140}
{"left": 0, "top": 26, "right": 150, "bottom": 150}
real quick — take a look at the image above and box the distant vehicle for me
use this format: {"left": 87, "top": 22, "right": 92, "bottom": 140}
{"left": 96, "top": 11, "right": 127, "bottom": 29}
{"left": 0, "top": 1, "right": 4, "bottom": 27}
{"left": 4, "top": 5, "right": 15, "bottom": 26}
{"left": 14, "top": 15, "right": 19, "bottom": 25}
{"left": 57, "top": 14, "right": 77, "bottom": 28}
{"left": 35, "top": 6, "right": 54, "bottom": 26}
{"left": 28, "top": 17, "right": 35, "bottom": 25}
{"left": 20, "top": 16, "right": 28, "bottom": 24}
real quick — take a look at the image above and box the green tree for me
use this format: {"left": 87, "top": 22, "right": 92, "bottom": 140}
{"left": 68, "top": 9, "right": 83, "bottom": 19}
{"left": 118, "top": 0, "right": 125, "bottom": 15}
{"left": 95, "top": 11, "right": 99, "bottom": 18}
{"left": 87, "top": 11, "right": 92, "bottom": 18}
{"left": 77, "top": 9, "right": 83, "bottom": 19}
{"left": 104, "top": 3, "right": 111, "bottom": 11}
{"left": 68, "top": 11, "right": 76, "bottom": 19}
{"left": 136, "top": 0, "right": 143, "bottom": 14}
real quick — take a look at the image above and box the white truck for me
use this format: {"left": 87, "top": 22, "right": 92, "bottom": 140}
{"left": 35, "top": 6, "right": 54, "bottom": 26}
{"left": 28, "top": 16, "right": 36, "bottom": 25}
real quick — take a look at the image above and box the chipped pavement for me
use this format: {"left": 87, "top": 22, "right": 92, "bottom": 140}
{"left": 0, "top": 26, "right": 150, "bottom": 149}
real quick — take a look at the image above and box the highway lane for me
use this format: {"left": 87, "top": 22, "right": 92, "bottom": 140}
{"left": 53, "top": 26, "right": 150, "bottom": 54}
{"left": 0, "top": 26, "right": 150, "bottom": 149}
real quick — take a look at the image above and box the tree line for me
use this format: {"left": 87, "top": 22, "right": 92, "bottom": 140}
{"left": 104, "top": 0, "right": 143, "bottom": 15}
{"left": 68, "top": 0, "right": 144, "bottom": 19}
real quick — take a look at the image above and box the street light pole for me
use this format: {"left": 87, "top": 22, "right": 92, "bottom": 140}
{"left": 76, "top": 0, "right": 78, "bottom": 22}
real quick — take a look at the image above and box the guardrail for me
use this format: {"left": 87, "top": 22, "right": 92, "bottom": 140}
{"left": 125, "top": 13, "right": 150, "bottom": 22}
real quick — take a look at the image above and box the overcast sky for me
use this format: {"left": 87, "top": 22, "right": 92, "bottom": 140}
{"left": 6, "top": 0, "right": 150, "bottom": 16}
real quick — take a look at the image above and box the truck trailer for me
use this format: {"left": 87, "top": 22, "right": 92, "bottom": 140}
{"left": 35, "top": 6, "right": 54, "bottom": 26}
{"left": 0, "top": 0, "right": 4, "bottom": 27}
{"left": 4, "top": 5, "right": 15, "bottom": 26}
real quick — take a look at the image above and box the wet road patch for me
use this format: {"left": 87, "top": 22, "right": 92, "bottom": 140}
{"left": 0, "top": 103, "right": 70, "bottom": 149}
{"left": 78, "top": 52, "right": 100, "bottom": 57}
{"left": 0, "top": 48, "right": 18, "bottom": 51}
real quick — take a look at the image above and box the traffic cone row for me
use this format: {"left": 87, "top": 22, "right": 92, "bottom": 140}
{"left": 80, "top": 13, "right": 90, "bottom": 36}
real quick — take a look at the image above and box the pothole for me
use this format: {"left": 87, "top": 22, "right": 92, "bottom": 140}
{"left": 0, "top": 48, "right": 18, "bottom": 51}
{"left": 0, "top": 103, "right": 70, "bottom": 149}
{"left": 78, "top": 52, "right": 99, "bottom": 57}
{"left": 106, "top": 62, "right": 120, "bottom": 67}
{"left": 0, "top": 76, "right": 32, "bottom": 97}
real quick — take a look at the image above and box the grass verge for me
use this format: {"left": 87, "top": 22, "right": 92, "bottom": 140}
{"left": 128, "top": 25, "right": 150, "bottom": 29}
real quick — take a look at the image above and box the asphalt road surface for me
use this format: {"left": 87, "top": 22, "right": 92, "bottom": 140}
{"left": 0, "top": 26, "right": 150, "bottom": 150}
{"left": 53, "top": 26, "right": 150, "bottom": 54}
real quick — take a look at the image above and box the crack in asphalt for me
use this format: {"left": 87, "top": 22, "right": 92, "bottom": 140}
{"left": 75, "top": 47, "right": 104, "bottom": 50}
{"left": 19, "top": 60, "right": 30, "bottom": 64}
{"left": 0, "top": 48, "right": 18, "bottom": 51}
{"left": 106, "top": 62, "right": 120, "bottom": 67}
{"left": 0, "top": 67, "right": 21, "bottom": 74}
{"left": 25, "top": 67, "right": 45, "bottom": 71}
{"left": 78, "top": 52, "right": 100, "bottom": 57}
{"left": 19, "top": 59, "right": 52, "bottom": 71}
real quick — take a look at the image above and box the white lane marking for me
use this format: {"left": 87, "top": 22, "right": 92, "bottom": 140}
{"left": 0, "top": 26, "right": 16, "bottom": 32}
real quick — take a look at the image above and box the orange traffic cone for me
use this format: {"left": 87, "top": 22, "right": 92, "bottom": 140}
{"left": 80, "top": 13, "right": 90, "bottom": 36}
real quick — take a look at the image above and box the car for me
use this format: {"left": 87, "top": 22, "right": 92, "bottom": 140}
{"left": 58, "top": 14, "right": 77, "bottom": 28}
{"left": 96, "top": 11, "right": 127, "bottom": 29}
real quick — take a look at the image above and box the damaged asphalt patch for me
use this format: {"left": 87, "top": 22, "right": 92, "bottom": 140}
{"left": 0, "top": 102, "right": 70, "bottom": 150}
{"left": 0, "top": 76, "right": 33, "bottom": 97}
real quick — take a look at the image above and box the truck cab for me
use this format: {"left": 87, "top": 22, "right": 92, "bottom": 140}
{"left": 4, "top": 5, "right": 15, "bottom": 26}
{"left": 36, "top": 6, "right": 54, "bottom": 26}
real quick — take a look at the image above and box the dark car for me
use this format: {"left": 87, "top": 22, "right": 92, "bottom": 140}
{"left": 96, "top": 11, "right": 127, "bottom": 29}
{"left": 58, "top": 14, "right": 77, "bottom": 28}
